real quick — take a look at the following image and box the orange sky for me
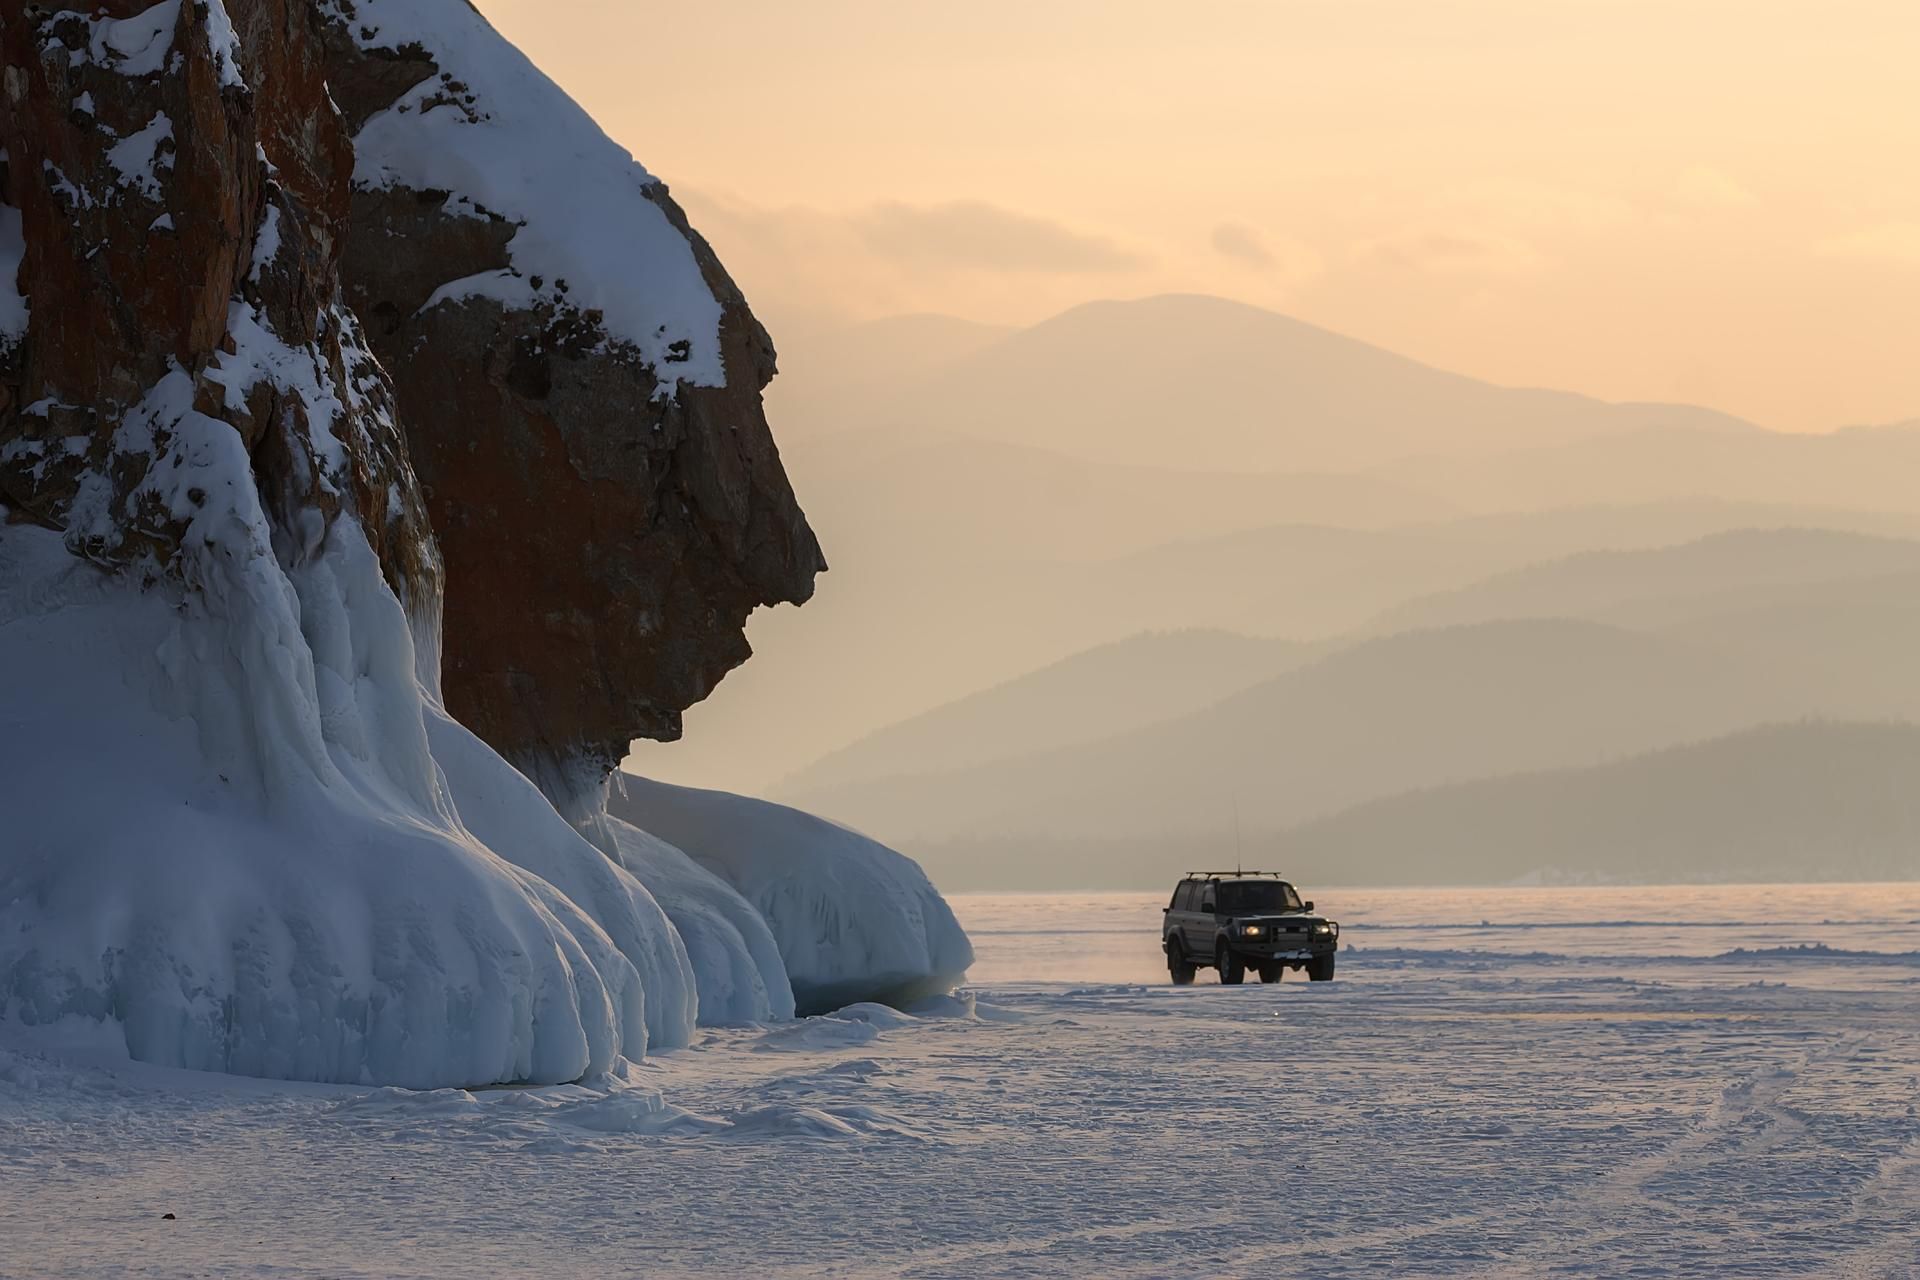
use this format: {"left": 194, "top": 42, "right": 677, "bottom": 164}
{"left": 478, "top": 1, "right": 1920, "bottom": 431}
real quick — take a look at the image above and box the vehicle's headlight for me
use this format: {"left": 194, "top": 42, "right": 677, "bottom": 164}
{"left": 1312, "top": 923, "right": 1333, "bottom": 934}
{"left": 1239, "top": 924, "right": 1264, "bottom": 938}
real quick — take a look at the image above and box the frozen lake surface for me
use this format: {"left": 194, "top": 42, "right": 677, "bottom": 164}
{"left": 956, "top": 882, "right": 1920, "bottom": 983}
{"left": 3, "top": 885, "right": 1918, "bottom": 1277}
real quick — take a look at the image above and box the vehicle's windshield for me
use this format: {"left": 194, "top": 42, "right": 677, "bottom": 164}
{"left": 1215, "top": 881, "right": 1302, "bottom": 913}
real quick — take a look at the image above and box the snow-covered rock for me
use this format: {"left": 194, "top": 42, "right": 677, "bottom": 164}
{"left": 324, "top": 0, "right": 824, "bottom": 773}
{"left": 609, "top": 778, "right": 975, "bottom": 1014}
{"left": 0, "top": 0, "right": 962, "bottom": 1087}
{"left": 0, "top": 0, "right": 689, "bottom": 1087}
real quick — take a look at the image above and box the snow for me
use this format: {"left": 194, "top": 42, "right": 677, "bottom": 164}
{"left": 39, "top": 0, "right": 232, "bottom": 94}
{"left": 204, "top": 301, "right": 350, "bottom": 478}
{"left": 54, "top": 2, "right": 181, "bottom": 78}
{"left": 611, "top": 776, "right": 976, "bottom": 1014}
{"left": 415, "top": 266, "right": 535, "bottom": 316}
{"left": 247, "top": 204, "right": 280, "bottom": 282}
{"left": 1, "top": 906, "right": 1915, "bottom": 1276}
{"left": 104, "top": 112, "right": 173, "bottom": 200}
{"left": 341, "top": 0, "right": 726, "bottom": 387}
{"left": 41, "top": 161, "right": 91, "bottom": 210}
{"left": 197, "top": 0, "right": 244, "bottom": 90}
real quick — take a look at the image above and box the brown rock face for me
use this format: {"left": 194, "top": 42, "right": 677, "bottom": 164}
{"left": 0, "top": 0, "right": 438, "bottom": 603}
{"left": 322, "top": 15, "right": 824, "bottom": 774}
{"left": 1, "top": 0, "right": 815, "bottom": 782}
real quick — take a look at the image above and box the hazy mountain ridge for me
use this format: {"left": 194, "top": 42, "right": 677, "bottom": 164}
{"left": 783, "top": 630, "right": 1315, "bottom": 792}
{"left": 1365, "top": 527, "right": 1920, "bottom": 635}
{"left": 809, "top": 294, "right": 1760, "bottom": 472}
{"left": 904, "top": 721, "right": 1920, "bottom": 891}
{"left": 1270, "top": 720, "right": 1920, "bottom": 886}
{"left": 785, "top": 430, "right": 1460, "bottom": 561}
{"left": 640, "top": 506, "right": 1920, "bottom": 798}
{"left": 1372, "top": 423, "right": 1920, "bottom": 515}
{"left": 769, "top": 525, "right": 1920, "bottom": 809}
{"left": 637, "top": 295, "right": 1920, "bottom": 891}
{"left": 782, "top": 618, "right": 1804, "bottom": 844}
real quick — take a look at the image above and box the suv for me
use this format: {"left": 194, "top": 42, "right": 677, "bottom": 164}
{"left": 1163, "top": 873, "right": 1339, "bottom": 985}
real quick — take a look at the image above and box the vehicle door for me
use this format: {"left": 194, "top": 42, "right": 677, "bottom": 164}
{"left": 1166, "top": 882, "right": 1193, "bottom": 954}
{"left": 1187, "top": 881, "right": 1218, "bottom": 954}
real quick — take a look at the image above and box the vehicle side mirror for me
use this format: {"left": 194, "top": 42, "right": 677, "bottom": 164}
{"left": 1200, "top": 899, "right": 1216, "bottom": 914}
{"left": 1304, "top": 901, "right": 1315, "bottom": 912}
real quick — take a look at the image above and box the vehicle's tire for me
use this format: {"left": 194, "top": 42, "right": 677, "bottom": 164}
{"left": 1307, "top": 953, "right": 1337, "bottom": 982}
{"left": 1167, "top": 936, "right": 1196, "bottom": 986}
{"left": 1216, "top": 943, "right": 1245, "bottom": 986}
{"left": 1257, "top": 962, "right": 1283, "bottom": 984}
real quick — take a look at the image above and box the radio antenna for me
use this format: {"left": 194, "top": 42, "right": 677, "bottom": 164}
{"left": 1232, "top": 797, "right": 1243, "bottom": 876}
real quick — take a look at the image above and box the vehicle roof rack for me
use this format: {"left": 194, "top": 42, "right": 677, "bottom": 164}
{"left": 1181, "top": 870, "right": 1288, "bottom": 880}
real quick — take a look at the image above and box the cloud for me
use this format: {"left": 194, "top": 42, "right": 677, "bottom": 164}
{"left": 1672, "top": 167, "right": 1756, "bottom": 209}
{"left": 1816, "top": 223, "right": 1920, "bottom": 268}
{"left": 1209, "top": 222, "right": 1277, "bottom": 269}
{"left": 671, "top": 189, "right": 1156, "bottom": 327}
{"left": 852, "top": 200, "right": 1147, "bottom": 274}
{"left": 1358, "top": 228, "right": 1546, "bottom": 277}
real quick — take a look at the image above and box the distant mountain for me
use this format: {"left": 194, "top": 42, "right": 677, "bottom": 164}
{"left": 637, "top": 508, "right": 1920, "bottom": 796}
{"left": 904, "top": 722, "right": 1920, "bottom": 891}
{"left": 784, "top": 630, "right": 1314, "bottom": 793}
{"left": 1656, "top": 571, "right": 1920, "bottom": 721}
{"left": 1372, "top": 424, "right": 1920, "bottom": 516}
{"left": 1269, "top": 721, "right": 1920, "bottom": 886}
{"left": 783, "top": 619, "right": 1801, "bottom": 846}
{"left": 785, "top": 430, "right": 1459, "bottom": 562}
{"left": 625, "top": 295, "right": 1917, "bottom": 797}
{"left": 829, "top": 295, "right": 1758, "bottom": 472}
{"left": 1367, "top": 528, "right": 1920, "bottom": 635}
{"left": 765, "top": 314, "right": 1015, "bottom": 445}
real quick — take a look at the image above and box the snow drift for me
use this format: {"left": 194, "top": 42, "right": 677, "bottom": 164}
{"left": 610, "top": 778, "right": 975, "bottom": 1015}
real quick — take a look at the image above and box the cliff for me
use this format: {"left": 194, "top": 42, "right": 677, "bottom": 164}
{"left": 0, "top": 0, "right": 962, "bottom": 1087}
{"left": 322, "top": 2, "right": 823, "bottom": 772}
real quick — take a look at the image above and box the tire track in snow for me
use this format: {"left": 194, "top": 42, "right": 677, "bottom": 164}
{"left": 1807, "top": 1075, "right": 1920, "bottom": 1279}
{"left": 754, "top": 1208, "right": 1243, "bottom": 1279}
{"left": 1467, "top": 1031, "right": 1875, "bottom": 1278}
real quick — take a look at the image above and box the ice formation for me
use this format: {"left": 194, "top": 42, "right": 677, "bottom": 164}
{"left": 611, "top": 778, "right": 976, "bottom": 1015}
{"left": 0, "top": 518, "right": 656, "bottom": 1087}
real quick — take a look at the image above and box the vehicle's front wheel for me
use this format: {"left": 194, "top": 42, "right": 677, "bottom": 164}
{"left": 1216, "top": 942, "right": 1245, "bottom": 985}
{"left": 1307, "top": 953, "right": 1337, "bottom": 982}
{"left": 1167, "top": 936, "right": 1196, "bottom": 986}
{"left": 1257, "top": 962, "right": 1283, "bottom": 984}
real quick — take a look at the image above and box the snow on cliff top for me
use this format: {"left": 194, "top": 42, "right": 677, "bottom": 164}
{"left": 341, "top": 0, "right": 726, "bottom": 388}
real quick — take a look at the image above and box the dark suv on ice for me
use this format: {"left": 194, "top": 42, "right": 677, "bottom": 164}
{"left": 1163, "top": 873, "right": 1339, "bottom": 985}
